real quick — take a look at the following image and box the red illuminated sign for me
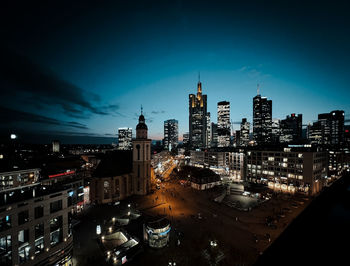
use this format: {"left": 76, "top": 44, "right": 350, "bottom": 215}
{"left": 49, "top": 170, "right": 75, "bottom": 178}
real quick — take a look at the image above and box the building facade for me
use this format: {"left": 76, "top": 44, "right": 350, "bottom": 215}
{"left": 253, "top": 94, "right": 272, "bottom": 144}
{"left": 206, "top": 113, "right": 211, "bottom": 148}
{"left": 52, "top": 141, "right": 60, "bottom": 153}
{"left": 279, "top": 113, "right": 302, "bottom": 143}
{"left": 246, "top": 146, "right": 327, "bottom": 195}
{"left": 189, "top": 81, "right": 207, "bottom": 149}
{"left": 0, "top": 169, "right": 40, "bottom": 191}
{"left": 0, "top": 172, "right": 84, "bottom": 266}
{"left": 217, "top": 101, "right": 231, "bottom": 147}
{"left": 118, "top": 128, "right": 132, "bottom": 150}
{"left": 190, "top": 149, "right": 245, "bottom": 180}
{"left": 240, "top": 118, "right": 250, "bottom": 146}
{"left": 308, "top": 110, "right": 345, "bottom": 146}
{"left": 210, "top": 123, "right": 218, "bottom": 148}
{"left": 163, "top": 119, "right": 178, "bottom": 151}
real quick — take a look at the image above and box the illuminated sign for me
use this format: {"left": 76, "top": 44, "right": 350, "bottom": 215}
{"left": 49, "top": 170, "right": 75, "bottom": 179}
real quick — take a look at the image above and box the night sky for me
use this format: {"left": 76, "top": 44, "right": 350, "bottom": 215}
{"left": 1, "top": 0, "right": 350, "bottom": 143}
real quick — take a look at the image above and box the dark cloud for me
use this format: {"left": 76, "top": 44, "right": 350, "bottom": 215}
{"left": 151, "top": 110, "right": 166, "bottom": 114}
{"left": 0, "top": 47, "right": 119, "bottom": 119}
{"left": 0, "top": 106, "right": 89, "bottom": 131}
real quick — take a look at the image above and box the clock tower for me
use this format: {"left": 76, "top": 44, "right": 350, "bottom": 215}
{"left": 132, "top": 108, "right": 151, "bottom": 195}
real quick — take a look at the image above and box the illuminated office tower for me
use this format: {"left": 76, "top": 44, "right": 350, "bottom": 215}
{"left": 240, "top": 118, "right": 250, "bottom": 146}
{"left": 280, "top": 114, "right": 302, "bottom": 143}
{"left": 189, "top": 79, "right": 207, "bottom": 149}
{"left": 206, "top": 112, "right": 211, "bottom": 148}
{"left": 217, "top": 101, "right": 231, "bottom": 147}
{"left": 253, "top": 88, "right": 272, "bottom": 144}
{"left": 312, "top": 110, "right": 345, "bottom": 146}
{"left": 52, "top": 140, "right": 60, "bottom": 153}
{"left": 164, "top": 119, "right": 178, "bottom": 151}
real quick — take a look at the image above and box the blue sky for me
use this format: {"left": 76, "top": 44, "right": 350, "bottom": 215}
{"left": 1, "top": 0, "right": 349, "bottom": 143}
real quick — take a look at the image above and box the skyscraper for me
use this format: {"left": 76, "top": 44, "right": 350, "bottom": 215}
{"left": 118, "top": 128, "right": 132, "bottom": 150}
{"left": 329, "top": 110, "right": 345, "bottom": 145}
{"left": 189, "top": 79, "right": 207, "bottom": 149}
{"left": 253, "top": 91, "right": 272, "bottom": 144}
{"left": 206, "top": 112, "right": 211, "bottom": 148}
{"left": 52, "top": 140, "right": 60, "bottom": 153}
{"left": 279, "top": 113, "right": 302, "bottom": 143}
{"left": 211, "top": 122, "right": 218, "bottom": 148}
{"left": 308, "top": 110, "right": 345, "bottom": 146}
{"left": 240, "top": 118, "right": 250, "bottom": 146}
{"left": 271, "top": 118, "right": 281, "bottom": 143}
{"left": 164, "top": 119, "right": 178, "bottom": 151}
{"left": 217, "top": 101, "right": 231, "bottom": 147}
{"left": 307, "top": 121, "right": 323, "bottom": 145}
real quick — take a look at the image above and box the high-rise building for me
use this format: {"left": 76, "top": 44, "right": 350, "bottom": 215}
{"left": 217, "top": 101, "right": 231, "bottom": 147}
{"left": 189, "top": 80, "right": 207, "bottom": 149}
{"left": 240, "top": 118, "right": 250, "bottom": 146}
{"left": 183, "top": 132, "right": 189, "bottom": 146}
{"left": 330, "top": 110, "right": 345, "bottom": 145}
{"left": 206, "top": 112, "right": 211, "bottom": 148}
{"left": 118, "top": 128, "right": 132, "bottom": 150}
{"left": 164, "top": 119, "right": 178, "bottom": 151}
{"left": 253, "top": 92, "right": 272, "bottom": 144}
{"left": 133, "top": 110, "right": 151, "bottom": 195}
{"left": 234, "top": 130, "right": 241, "bottom": 146}
{"left": 210, "top": 123, "right": 218, "bottom": 148}
{"left": 279, "top": 113, "right": 303, "bottom": 143}
{"left": 308, "top": 121, "right": 323, "bottom": 145}
{"left": 52, "top": 140, "right": 60, "bottom": 153}
{"left": 308, "top": 110, "right": 345, "bottom": 146}
{"left": 271, "top": 118, "right": 281, "bottom": 143}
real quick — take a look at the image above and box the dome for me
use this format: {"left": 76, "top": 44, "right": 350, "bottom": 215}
{"left": 139, "top": 114, "right": 145, "bottom": 122}
{"left": 136, "top": 123, "right": 148, "bottom": 130}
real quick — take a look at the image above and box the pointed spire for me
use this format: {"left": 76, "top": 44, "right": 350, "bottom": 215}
{"left": 141, "top": 105, "right": 143, "bottom": 115}
{"left": 197, "top": 72, "right": 202, "bottom": 95}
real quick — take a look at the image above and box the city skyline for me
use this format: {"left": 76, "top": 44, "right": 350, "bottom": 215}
{"left": 1, "top": 0, "right": 350, "bottom": 144}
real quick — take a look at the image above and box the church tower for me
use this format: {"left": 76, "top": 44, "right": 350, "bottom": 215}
{"left": 132, "top": 108, "right": 151, "bottom": 195}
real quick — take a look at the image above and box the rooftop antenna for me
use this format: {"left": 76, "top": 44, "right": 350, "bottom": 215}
{"left": 198, "top": 71, "right": 200, "bottom": 82}
{"left": 257, "top": 83, "right": 260, "bottom": 95}
{"left": 141, "top": 105, "right": 143, "bottom": 115}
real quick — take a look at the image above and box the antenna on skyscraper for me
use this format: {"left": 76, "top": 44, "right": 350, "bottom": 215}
{"left": 141, "top": 105, "right": 143, "bottom": 115}
{"left": 198, "top": 71, "right": 200, "bottom": 82}
{"left": 257, "top": 83, "right": 260, "bottom": 95}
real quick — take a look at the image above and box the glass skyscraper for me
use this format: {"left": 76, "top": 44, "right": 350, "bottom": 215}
{"left": 189, "top": 80, "right": 207, "bottom": 149}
